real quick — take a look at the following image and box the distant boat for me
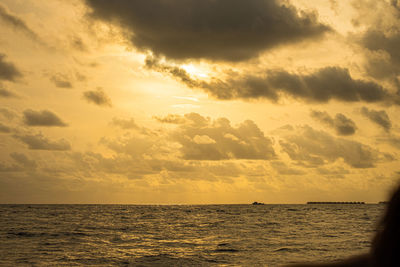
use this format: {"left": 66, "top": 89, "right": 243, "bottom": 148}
{"left": 378, "top": 201, "right": 388, "bottom": 204}
{"left": 252, "top": 201, "right": 264, "bottom": 205}
{"left": 307, "top": 201, "right": 365, "bottom": 204}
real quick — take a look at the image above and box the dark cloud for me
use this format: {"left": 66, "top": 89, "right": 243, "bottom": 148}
{"left": 0, "top": 86, "right": 17, "bottom": 98}
{"left": 0, "top": 3, "right": 40, "bottom": 42}
{"left": 85, "top": 0, "right": 330, "bottom": 62}
{"left": 0, "top": 122, "right": 11, "bottom": 133}
{"left": 14, "top": 133, "right": 71, "bottom": 151}
{"left": 360, "top": 30, "right": 400, "bottom": 80}
{"left": 0, "top": 53, "right": 21, "bottom": 82}
{"left": 50, "top": 74, "right": 73, "bottom": 88}
{"left": 148, "top": 59, "right": 391, "bottom": 104}
{"left": 170, "top": 113, "right": 276, "bottom": 160}
{"left": 83, "top": 88, "right": 112, "bottom": 107}
{"left": 279, "top": 125, "right": 390, "bottom": 168}
{"left": 10, "top": 152, "right": 36, "bottom": 169}
{"left": 23, "top": 109, "right": 68, "bottom": 127}
{"left": 310, "top": 110, "right": 357, "bottom": 135}
{"left": 361, "top": 107, "right": 392, "bottom": 132}
{"left": 234, "top": 67, "right": 389, "bottom": 103}
{"left": 352, "top": 1, "right": 400, "bottom": 81}
{"left": 110, "top": 117, "right": 139, "bottom": 130}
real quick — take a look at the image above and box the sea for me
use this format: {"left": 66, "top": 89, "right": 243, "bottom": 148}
{"left": 0, "top": 204, "right": 385, "bottom": 266}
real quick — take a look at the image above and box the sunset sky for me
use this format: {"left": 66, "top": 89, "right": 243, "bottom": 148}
{"left": 1, "top": 0, "right": 400, "bottom": 204}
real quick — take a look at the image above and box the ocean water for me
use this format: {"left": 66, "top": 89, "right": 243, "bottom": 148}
{"left": 0, "top": 204, "right": 384, "bottom": 266}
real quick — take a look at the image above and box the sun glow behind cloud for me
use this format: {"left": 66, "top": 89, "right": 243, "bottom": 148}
{"left": 180, "top": 64, "right": 209, "bottom": 78}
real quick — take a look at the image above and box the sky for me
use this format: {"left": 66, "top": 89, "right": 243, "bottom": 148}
{"left": 0, "top": 0, "right": 400, "bottom": 204}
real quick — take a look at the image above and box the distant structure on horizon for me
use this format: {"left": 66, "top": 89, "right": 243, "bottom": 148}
{"left": 252, "top": 201, "right": 265, "bottom": 205}
{"left": 307, "top": 201, "right": 365, "bottom": 204}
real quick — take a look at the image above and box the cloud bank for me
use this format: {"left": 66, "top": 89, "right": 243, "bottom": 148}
{"left": 158, "top": 113, "right": 276, "bottom": 160}
{"left": 279, "top": 125, "right": 391, "bottom": 168}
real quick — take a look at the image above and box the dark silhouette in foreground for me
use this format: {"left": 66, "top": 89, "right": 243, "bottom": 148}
{"left": 286, "top": 185, "right": 400, "bottom": 267}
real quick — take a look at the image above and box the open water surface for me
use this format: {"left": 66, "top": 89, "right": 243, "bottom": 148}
{"left": 0, "top": 204, "right": 384, "bottom": 266}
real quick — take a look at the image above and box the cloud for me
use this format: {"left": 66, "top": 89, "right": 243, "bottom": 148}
{"left": 381, "top": 135, "right": 400, "bottom": 149}
{"left": 316, "top": 166, "right": 350, "bottom": 179}
{"left": 359, "top": 30, "right": 400, "bottom": 80}
{"left": 0, "top": 86, "right": 17, "bottom": 98}
{"left": 85, "top": 0, "right": 330, "bottom": 62}
{"left": 69, "top": 151, "right": 158, "bottom": 179}
{"left": 0, "top": 3, "right": 40, "bottom": 42}
{"left": 192, "top": 135, "right": 216, "bottom": 145}
{"left": 50, "top": 74, "right": 73, "bottom": 88}
{"left": 310, "top": 110, "right": 357, "bottom": 135}
{"left": 171, "top": 113, "right": 276, "bottom": 160}
{"left": 0, "top": 122, "right": 11, "bottom": 133}
{"left": 228, "top": 67, "right": 389, "bottom": 103}
{"left": 71, "top": 36, "right": 88, "bottom": 52}
{"left": 10, "top": 152, "right": 36, "bottom": 169}
{"left": 147, "top": 59, "right": 391, "bottom": 104}
{"left": 154, "top": 114, "right": 186, "bottom": 124}
{"left": 0, "top": 107, "right": 17, "bottom": 119}
{"left": 104, "top": 113, "right": 276, "bottom": 162}
{"left": 100, "top": 134, "right": 159, "bottom": 160}
{"left": 0, "top": 53, "right": 21, "bottom": 82}
{"left": 69, "top": 151, "right": 250, "bottom": 182}
{"left": 361, "top": 107, "right": 392, "bottom": 132}
{"left": 0, "top": 162, "right": 21, "bottom": 172}
{"left": 279, "top": 125, "right": 391, "bottom": 168}
{"left": 270, "top": 161, "right": 306, "bottom": 175}
{"left": 110, "top": 117, "right": 139, "bottom": 130}
{"left": 83, "top": 88, "right": 112, "bottom": 107}
{"left": 351, "top": 1, "right": 400, "bottom": 80}
{"left": 23, "top": 109, "right": 68, "bottom": 127}
{"left": 14, "top": 133, "right": 71, "bottom": 151}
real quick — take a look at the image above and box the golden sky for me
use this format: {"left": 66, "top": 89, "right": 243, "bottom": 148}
{"left": 0, "top": 0, "right": 400, "bottom": 204}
